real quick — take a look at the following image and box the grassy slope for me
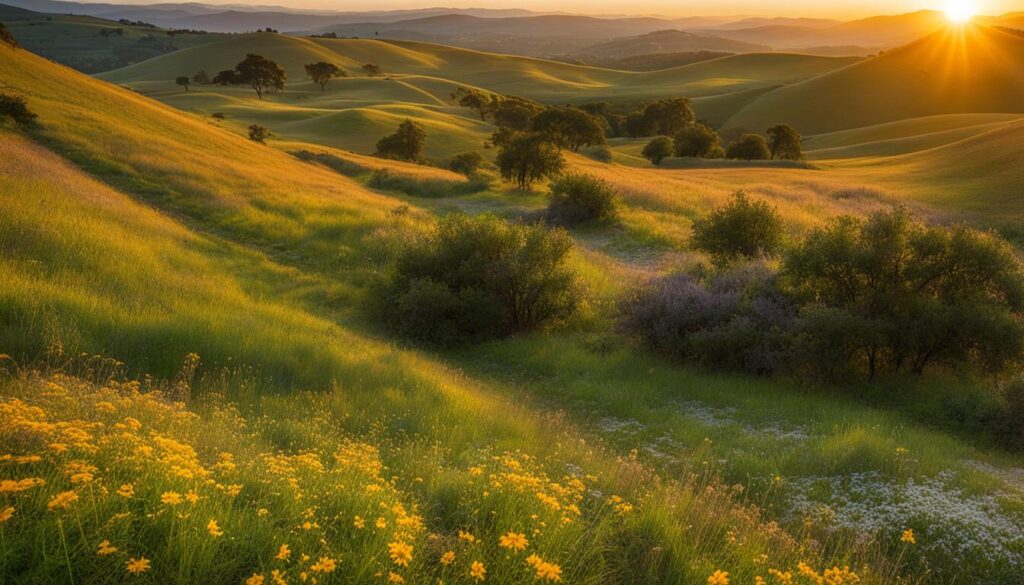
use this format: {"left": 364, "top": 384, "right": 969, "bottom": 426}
{"left": 725, "top": 24, "right": 1024, "bottom": 134}
{"left": 3, "top": 42, "right": 1024, "bottom": 583}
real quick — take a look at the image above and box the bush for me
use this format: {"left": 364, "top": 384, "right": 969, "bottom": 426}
{"left": 619, "top": 264, "right": 797, "bottom": 374}
{"left": 691, "top": 192, "right": 784, "bottom": 266}
{"left": 641, "top": 136, "right": 673, "bottom": 165}
{"left": 0, "top": 92, "right": 37, "bottom": 126}
{"left": 546, "top": 173, "right": 620, "bottom": 225}
{"left": 247, "top": 124, "right": 270, "bottom": 143}
{"left": 0, "top": 22, "right": 19, "bottom": 48}
{"left": 377, "top": 214, "right": 583, "bottom": 345}
{"left": 783, "top": 207, "right": 1024, "bottom": 378}
{"left": 449, "top": 151, "right": 484, "bottom": 176}
{"left": 726, "top": 134, "right": 770, "bottom": 160}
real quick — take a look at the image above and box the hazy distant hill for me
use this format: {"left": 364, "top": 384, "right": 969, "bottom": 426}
{"left": 586, "top": 50, "right": 735, "bottom": 71}
{"left": 565, "top": 29, "right": 770, "bottom": 60}
{"left": 725, "top": 25, "right": 1024, "bottom": 134}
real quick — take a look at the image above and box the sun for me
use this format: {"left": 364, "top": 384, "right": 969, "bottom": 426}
{"left": 945, "top": 0, "right": 977, "bottom": 23}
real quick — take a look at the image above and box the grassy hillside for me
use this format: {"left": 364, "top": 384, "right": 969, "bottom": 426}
{"left": 725, "top": 25, "right": 1024, "bottom": 134}
{"left": 0, "top": 3, "right": 226, "bottom": 72}
{"left": 3, "top": 35, "right": 1024, "bottom": 584}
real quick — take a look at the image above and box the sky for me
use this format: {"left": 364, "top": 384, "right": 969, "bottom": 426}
{"left": 99, "top": 0, "right": 1020, "bottom": 19}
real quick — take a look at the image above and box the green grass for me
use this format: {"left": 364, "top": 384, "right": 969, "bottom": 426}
{"left": 2, "top": 38, "right": 1024, "bottom": 584}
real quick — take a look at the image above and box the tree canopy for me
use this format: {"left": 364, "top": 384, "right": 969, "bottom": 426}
{"left": 375, "top": 119, "right": 427, "bottom": 162}
{"left": 726, "top": 133, "right": 770, "bottom": 161}
{"left": 767, "top": 124, "right": 803, "bottom": 160}
{"left": 673, "top": 123, "right": 724, "bottom": 158}
{"left": 304, "top": 62, "right": 344, "bottom": 91}
{"left": 531, "top": 107, "right": 607, "bottom": 152}
{"left": 496, "top": 132, "right": 565, "bottom": 190}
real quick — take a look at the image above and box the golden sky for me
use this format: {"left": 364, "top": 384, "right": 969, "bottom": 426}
{"left": 144, "top": 0, "right": 1019, "bottom": 19}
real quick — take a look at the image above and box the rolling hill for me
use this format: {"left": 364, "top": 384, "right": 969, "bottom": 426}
{"left": 564, "top": 29, "right": 770, "bottom": 60}
{"left": 0, "top": 2, "right": 227, "bottom": 72}
{"left": 724, "top": 24, "right": 1024, "bottom": 134}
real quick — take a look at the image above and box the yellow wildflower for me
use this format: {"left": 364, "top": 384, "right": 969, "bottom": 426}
{"left": 389, "top": 541, "right": 414, "bottom": 567}
{"left": 498, "top": 532, "right": 528, "bottom": 552}
{"left": 0, "top": 478, "right": 45, "bottom": 493}
{"left": 354, "top": 515, "right": 365, "bottom": 529}
{"left": 310, "top": 557, "right": 336, "bottom": 573}
{"left": 207, "top": 519, "right": 224, "bottom": 537}
{"left": 536, "top": 562, "right": 562, "bottom": 582}
{"left": 186, "top": 490, "right": 200, "bottom": 504}
{"left": 458, "top": 530, "right": 476, "bottom": 543}
{"left": 440, "top": 551, "right": 456, "bottom": 565}
{"left": 0, "top": 506, "right": 13, "bottom": 523}
{"left": 246, "top": 574, "right": 265, "bottom": 585}
{"left": 276, "top": 544, "right": 291, "bottom": 561}
{"left": 707, "top": 570, "right": 729, "bottom": 585}
{"left": 47, "top": 490, "right": 78, "bottom": 511}
{"left": 469, "top": 561, "right": 486, "bottom": 581}
{"left": 901, "top": 528, "right": 916, "bottom": 544}
{"left": 376, "top": 517, "right": 387, "bottom": 529}
{"left": 117, "top": 484, "right": 135, "bottom": 497}
{"left": 258, "top": 508, "right": 270, "bottom": 517}
{"left": 526, "top": 554, "right": 543, "bottom": 568}
{"left": 388, "top": 572, "right": 405, "bottom": 584}
{"left": 161, "top": 491, "right": 183, "bottom": 506}
{"left": 270, "top": 569, "right": 287, "bottom": 585}
{"left": 97, "top": 540, "right": 118, "bottom": 556}
{"left": 126, "top": 557, "right": 151, "bottom": 574}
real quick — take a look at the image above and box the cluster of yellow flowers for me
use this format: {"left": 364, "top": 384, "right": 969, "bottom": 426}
{"left": 759, "top": 563, "right": 861, "bottom": 585}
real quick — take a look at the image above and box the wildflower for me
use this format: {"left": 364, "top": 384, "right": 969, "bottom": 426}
{"left": 0, "top": 478, "right": 45, "bottom": 493}
{"left": 276, "top": 543, "right": 291, "bottom": 561}
{"left": 47, "top": 490, "right": 79, "bottom": 511}
{"left": 707, "top": 570, "right": 729, "bottom": 585}
{"left": 270, "top": 569, "right": 287, "bottom": 585}
{"left": 376, "top": 517, "right": 387, "bottom": 529}
{"left": 389, "top": 541, "right": 414, "bottom": 567}
{"left": 458, "top": 530, "right": 476, "bottom": 543}
{"left": 98, "top": 540, "right": 118, "bottom": 556}
{"left": 258, "top": 508, "right": 270, "bottom": 517}
{"left": 469, "top": 561, "right": 486, "bottom": 581}
{"left": 440, "top": 551, "right": 456, "bottom": 565}
{"left": 49, "top": 442, "right": 69, "bottom": 453}
{"left": 900, "top": 528, "right": 916, "bottom": 544}
{"left": 354, "top": 515, "right": 365, "bottom": 529}
{"left": 526, "top": 554, "right": 543, "bottom": 568}
{"left": 499, "top": 532, "right": 528, "bottom": 552}
{"left": 0, "top": 506, "right": 13, "bottom": 523}
{"left": 768, "top": 569, "right": 793, "bottom": 585}
{"left": 388, "top": 573, "right": 405, "bottom": 584}
{"left": 117, "top": 484, "right": 135, "bottom": 497}
{"left": 535, "top": 562, "right": 562, "bottom": 582}
{"left": 310, "top": 557, "right": 336, "bottom": 573}
{"left": 246, "top": 575, "right": 265, "bottom": 585}
{"left": 70, "top": 472, "right": 94, "bottom": 484}
{"left": 225, "top": 484, "right": 243, "bottom": 497}
{"left": 126, "top": 557, "right": 151, "bottom": 574}
{"left": 208, "top": 519, "right": 224, "bottom": 537}
{"left": 186, "top": 490, "right": 200, "bottom": 504}
{"left": 161, "top": 491, "right": 183, "bottom": 505}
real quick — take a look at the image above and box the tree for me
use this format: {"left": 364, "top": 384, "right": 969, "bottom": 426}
{"left": 490, "top": 96, "right": 543, "bottom": 131}
{"left": 531, "top": 107, "right": 607, "bottom": 152}
{"left": 0, "top": 92, "right": 37, "bottom": 126}
{"left": 212, "top": 69, "right": 237, "bottom": 85}
{"left": 377, "top": 213, "right": 583, "bottom": 345}
{"left": 247, "top": 124, "right": 270, "bottom": 143}
{"left": 726, "top": 133, "right": 770, "bottom": 160}
{"left": 767, "top": 124, "right": 803, "bottom": 160}
{"left": 624, "top": 111, "right": 655, "bottom": 138}
{"left": 1, "top": 22, "right": 19, "bottom": 48}
{"left": 691, "top": 192, "right": 784, "bottom": 266}
{"left": 449, "top": 151, "right": 484, "bottom": 176}
{"left": 674, "top": 123, "right": 724, "bottom": 158}
{"left": 374, "top": 119, "right": 426, "bottom": 162}
{"left": 362, "top": 63, "right": 382, "bottom": 77}
{"left": 643, "top": 98, "right": 695, "bottom": 136}
{"left": 175, "top": 76, "right": 190, "bottom": 92}
{"left": 642, "top": 136, "right": 674, "bottom": 165}
{"left": 496, "top": 132, "right": 565, "bottom": 190}
{"left": 547, "top": 173, "right": 620, "bottom": 224}
{"left": 304, "top": 62, "right": 344, "bottom": 91}
{"left": 192, "top": 70, "right": 210, "bottom": 85}
{"left": 233, "top": 54, "right": 286, "bottom": 99}
{"left": 453, "top": 87, "right": 490, "bottom": 121}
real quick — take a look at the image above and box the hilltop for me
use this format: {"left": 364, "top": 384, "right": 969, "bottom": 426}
{"left": 725, "top": 24, "right": 1024, "bottom": 134}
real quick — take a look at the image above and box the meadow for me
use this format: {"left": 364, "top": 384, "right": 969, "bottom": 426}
{"left": 2, "top": 14, "right": 1024, "bottom": 585}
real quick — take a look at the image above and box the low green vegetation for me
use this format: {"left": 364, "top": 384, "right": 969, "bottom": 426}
{"left": 546, "top": 173, "right": 620, "bottom": 225}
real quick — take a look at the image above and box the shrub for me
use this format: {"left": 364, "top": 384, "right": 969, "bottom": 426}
{"left": 375, "top": 119, "right": 426, "bottom": 163}
{"left": 691, "top": 192, "right": 784, "bottom": 265}
{"left": 619, "top": 264, "right": 797, "bottom": 374}
{"left": 641, "top": 136, "right": 673, "bottom": 165}
{"left": 783, "top": 207, "right": 1024, "bottom": 378}
{"left": 449, "top": 151, "right": 484, "bottom": 176}
{"left": 546, "top": 173, "right": 620, "bottom": 225}
{"left": 247, "top": 124, "right": 270, "bottom": 143}
{"left": 0, "top": 92, "right": 37, "bottom": 126}
{"left": 496, "top": 132, "right": 565, "bottom": 190}
{"left": 378, "top": 214, "right": 583, "bottom": 345}
{"left": 673, "top": 123, "right": 723, "bottom": 158}
{"left": 581, "top": 144, "right": 613, "bottom": 163}
{"left": 726, "top": 134, "right": 770, "bottom": 160}
{"left": 0, "top": 22, "right": 19, "bottom": 48}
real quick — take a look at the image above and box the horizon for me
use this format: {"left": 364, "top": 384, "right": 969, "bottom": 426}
{"left": 18, "top": 0, "right": 1021, "bottom": 20}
